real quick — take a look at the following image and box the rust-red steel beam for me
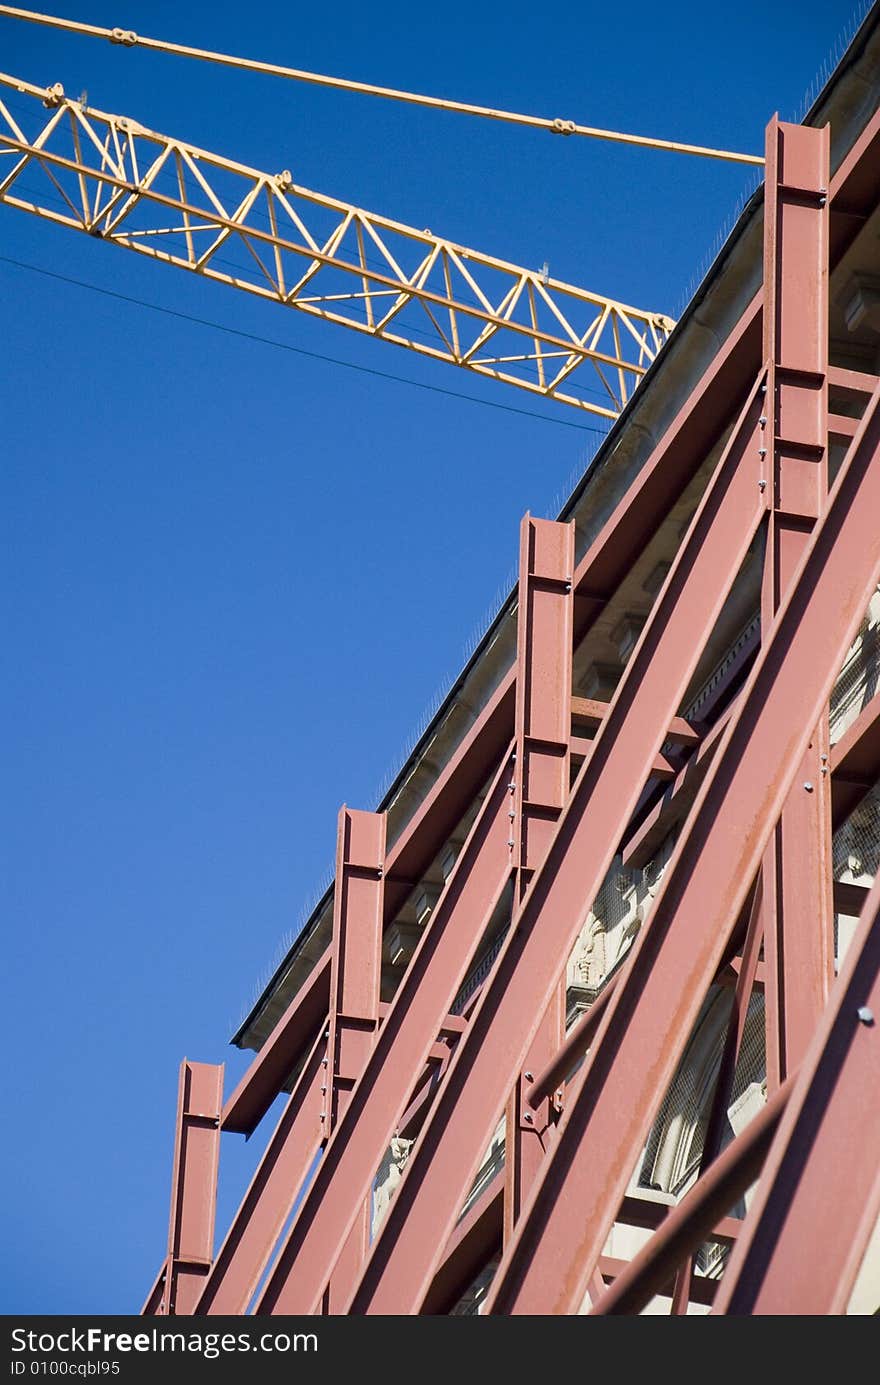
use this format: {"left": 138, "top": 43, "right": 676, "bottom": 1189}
{"left": 702, "top": 875, "right": 766, "bottom": 1170}
{"left": 205, "top": 117, "right": 874, "bottom": 1152}
{"left": 221, "top": 676, "right": 515, "bottom": 1140}
{"left": 505, "top": 517, "right": 573, "bottom": 1241}
{"left": 761, "top": 119, "right": 832, "bottom": 1091}
{"left": 670, "top": 871, "right": 764, "bottom": 1312}
{"left": 222, "top": 952, "right": 329, "bottom": 1136}
{"left": 196, "top": 1029, "right": 325, "bottom": 1315}
{"left": 382, "top": 673, "right": 514, "bottom": 920}
{"left": 598, "top": 1255, "right": 719, "bottom": 1309}
{"left": 485, "top": 379, "right": 880, "bottom": 1315}
{"left": 423, "top": 1179, "right": 504, "bottom": 1315}
{"left": 204, "top": 810, "right": 387, "bottom": 1316}
{"left": 526, "top": 972, "right": 619, "bottom": 1110}
{"left": 621, "top": 697, "right": 739, "bottom": 870}
{"left": 153, "top": 1060, "right": 223, "bottom": 1316}
{"left": 828, "top": 365, "right": 879, "bottom": 398}
{"left": 526, "top": 919, "right": 762, "bottom": 1115}
{"left": 513, "top": 518, "right": 574, "bottom": 892}
{"left": 571, "top": 697, "right": 700, "bottom": 746}
{"left": 323, "top": 808, "right": 386, "bottom": 1312}
{"left": 591, "top": 1075, "right": 794, "bottom": 1316}
{"left": 714, "top": 877, "right": 880, "bottom": 1315}
{"left": 571, "top": 302, "right": 760, "bottom": 618}
{"left": 828, "top": 101, "right": 880, "bottom": 266}
{"left": 327, "top": 809, "right": 385, "bottom": 1126}
{"left": 572, "top": 735, "right": 677, "bottom": 780}
{"left": 254, "top": 741, "right": 516, "bottom": 1313}
{"left": 218, "top": 262, "right": 764, "bottom": 1158}
{"left": 619, "top": 1194, "right": 740, "bottom": 1247}
{"left": 346, "top": 375, "right": 766, "bottom": 1315}
{"left": 140, "top": 1268, "right": 164, "bottom": 1317}
{"left": 424, "top": 1161, "right": 744, "bottom": 1318}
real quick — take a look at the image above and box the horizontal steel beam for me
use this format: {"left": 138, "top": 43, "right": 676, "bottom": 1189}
{"left": 223, "top": 954, "right": 329, "bottom": 1135}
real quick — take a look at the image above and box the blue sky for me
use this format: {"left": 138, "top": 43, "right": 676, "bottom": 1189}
{"left": 0, "top": 0, "right": 865, "bottom": 1314}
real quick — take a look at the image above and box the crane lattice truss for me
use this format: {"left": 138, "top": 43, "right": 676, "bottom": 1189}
{"left": 0, "top": 70, "right": 674, "bottom": 420}
{"left": 130, "top": 111, "right": 880, "bottom": 1317}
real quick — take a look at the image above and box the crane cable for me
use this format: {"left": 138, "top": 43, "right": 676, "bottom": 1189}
{"left": 0, "top": 4, "right": 765, "bottom": 167}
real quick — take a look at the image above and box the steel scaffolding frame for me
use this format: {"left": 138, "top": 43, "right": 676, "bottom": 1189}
{"left": 141, "top": 108, "right": 880, "bottom": 1316}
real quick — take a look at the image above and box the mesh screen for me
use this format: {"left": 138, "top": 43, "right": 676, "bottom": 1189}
{"left": 637, "top": 989, "right": 766, "bottom": 1196}
{"left": 830, "top": 603, "right": 880, "bottom": 744}
{"left": 833, "top": 780, "right": 880, "bottom": 884}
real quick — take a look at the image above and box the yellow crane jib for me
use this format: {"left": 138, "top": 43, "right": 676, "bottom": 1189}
{"left": 0, "top": 70, "right": 675, "bottom": 419}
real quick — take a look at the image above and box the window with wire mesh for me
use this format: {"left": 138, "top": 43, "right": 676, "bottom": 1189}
{"left": 636, "top": 989, "right": 766, "bottom": 1275}
{"left": 832, "top": 776, "right": 880, "bottom": 965}
{"left": 456, "top": 1116, "right": 506, "bottom": 1225}
{"left": 833, "top": 779, "right": 880, "bottom": 885}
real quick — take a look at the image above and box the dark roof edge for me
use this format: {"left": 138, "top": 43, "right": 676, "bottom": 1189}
{"left": 231, "top": 1, "right": 880, "bottom": 1048}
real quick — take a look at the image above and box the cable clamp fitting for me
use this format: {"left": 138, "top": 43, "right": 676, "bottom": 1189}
{"left": 551, "top": 118, "right": 577, "bottom": 136}
{"left": 110, "top": 28, "right": 138, "bottom": 46}
{"left": 42, "top": 82, "right": 64, "bottom": 109}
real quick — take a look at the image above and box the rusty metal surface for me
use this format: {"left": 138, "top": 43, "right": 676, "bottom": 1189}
{"left": 348, "top": 375, "right": 767, "bottom": 1315}
{"left": 155, "top": 1060, "right": 223, "bottom": 1316}
{"left": 761, "top": 120, "right": 832, "bottom": 1091}
{"left": 715, "top": 878, "right": 880, "bottom": 1315}
{"left": 486, "top": 379, "right": 880, "bottom": 1315}
{"left": 255, "top": 744, "right": 516, "bottom": 1313}
{"left": 144, "top": 89, "right": 880, "bottom": 1316}
{"left": 505, "top": 517, "right": 573, "bottom": 1241}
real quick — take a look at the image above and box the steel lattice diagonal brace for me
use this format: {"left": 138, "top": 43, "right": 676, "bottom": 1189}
{"left": 484, "top": 379, "right": 880, "bottom": 1315}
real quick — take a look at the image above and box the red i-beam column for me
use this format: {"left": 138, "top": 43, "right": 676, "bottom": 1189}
{"left": 505, "top": 515, "right": 573, "bottom": 1242}
{"left": 195, "top": 1030, "right": 326, "bottom": 1314}
{"left": 193, "top": 808, "right": 385, "bottom": 1316}
{"left": 323, "top": 807, "right": 385, "bottom": 1312}
{"left": 256, "top": 516, "right": 575, "bottom": 1313}
{"left": 156, "top": 1060, "right": 223, "bottom": 1316}
{"left": 761, "top": 118, "right": 833, "bottom": 1088}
